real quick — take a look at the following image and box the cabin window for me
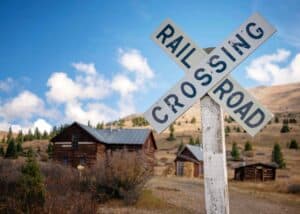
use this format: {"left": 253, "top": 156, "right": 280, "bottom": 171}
{"left": 177, "top": 161, "right": 184, "bottom": 176}
{"left": 79, "top": 156, "right": 86, "bottom": 165}
{"left": 72, "top": 134, "right": 79, "bottom": 149}
{"left": 63, "top": 156, "right": 68, "bottom": 165}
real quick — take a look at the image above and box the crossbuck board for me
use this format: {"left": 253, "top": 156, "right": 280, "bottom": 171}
{"left": 144, "top": 13, "right": 276, "bottom": 134}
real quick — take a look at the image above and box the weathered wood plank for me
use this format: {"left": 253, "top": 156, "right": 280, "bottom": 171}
{"left": 201, "top": 96, "right": 229, "bottom": 214}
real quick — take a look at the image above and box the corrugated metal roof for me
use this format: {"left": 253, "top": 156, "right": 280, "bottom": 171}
{"left": 76, "top": 122, "right": 151, "bottom": 145}
{"left": 186, "top": 144, "right": 203, "bottom": 161}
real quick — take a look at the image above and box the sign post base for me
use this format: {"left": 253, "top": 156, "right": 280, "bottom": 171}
{"left": 201, "top": 95, "right": 229, "bottom": 214}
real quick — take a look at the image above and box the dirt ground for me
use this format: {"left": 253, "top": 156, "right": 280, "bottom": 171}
{"left": 146, "top": 176, "right": 300, "bottom": 214}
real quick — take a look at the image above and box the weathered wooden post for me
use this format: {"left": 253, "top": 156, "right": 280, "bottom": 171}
{"left": 201, "top": 96, "right": 229, "bottom": 214}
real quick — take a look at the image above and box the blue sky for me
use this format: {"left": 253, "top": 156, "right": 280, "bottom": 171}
{"left": 0, "top": 0, "right": 299, "bottom": 132}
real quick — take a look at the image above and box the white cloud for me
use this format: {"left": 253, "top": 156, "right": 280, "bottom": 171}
{"left": 111, "top": 74, "right": 137, "bottom": 96}
{"left": 64, "top": 101, "right": 118, "bottom": 125}
{"left": 0, "top": 77, "right": 14, "bottom": 92}
{"left": 72, "top": 62, "right": 96, "bottom": 74}
{"left": 32, "top": 118, "right": 52, "bottom": 133}
{"left": 246, "top": 49, "right": 300, "bottom": 85}
{"left": 119, "top": 48, "right": 154, "bottom": 80}
{"left": 0, "top": 91, "right": 48, "bottom": 121}
{"left": 46, "top": 69, "right": 111, "bottom": 103}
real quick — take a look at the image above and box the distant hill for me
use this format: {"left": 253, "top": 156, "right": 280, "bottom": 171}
{"left": 125, "top": 82, "right": 300, "bottom": 131}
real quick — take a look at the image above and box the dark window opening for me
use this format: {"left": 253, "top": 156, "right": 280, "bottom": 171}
{"left": 72, "top": 134, "right": 79, "bottom": 149}
{"left": 79, "top": 156, "right": 86, "bottom": 165}
{"left": 63, "top": 156, "right": 68, "bottom": 165}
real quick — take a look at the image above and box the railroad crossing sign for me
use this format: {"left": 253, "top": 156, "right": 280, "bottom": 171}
{"left": 144, "top": 13, "right": 276, "bottom": 214}
{"left": 144, "top": 13, "right": 276, "bottom": 135}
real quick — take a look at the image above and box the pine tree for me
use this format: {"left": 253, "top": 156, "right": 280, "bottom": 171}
{"left": 47, "top": 143, "right": 54, "bottom": 158}
{"left": 244, "top": 141, "right": 252, "bottom": 151}
{"left": 191, "top": 117, "right": 196, "bottom": 124}
{"left": 16, "top": 130, "right": 24, "bottom": 144}
{"left": 1, "top": 137, "right": 5, "bottom": 144}
{"left": 178, "top": 140, "right": 184, "bottom": 153}
{"left": 16, "top": 142, "right": 23, "bottom": 154}
{"left": 189, "top": 137, "right": 195, "bottom": 145}
{"left": 289, "top": 139, "right": 298, "bottom": 150}
{"left": 7, "top": 126, "right": 13, "bottom": 140}
{"left": 96, "top": 122, "right": 104, "bottom": 129}
{"left": 280, "top": 123, "right": 290, "bottom": 133}
{"left": 231, "top": 142, "right": 240, "bottom": 161}
{"left": 27, "top": 129, "right": 34, "bottom": 141}
{"left": 167, "top": 124, "right": 175, "bottom": 141}
{"left": 272, "top": 143, "right": 285, "bottom": 168}
{"left": 5, "top": 138, "right": 17, "bottom": 158}
{"left": 18, "top": 151, "right": 45, "bottom": 211}
{"left": 194, "top": 137, "right": 200, "bottom": 145}
{"left": 275, "top": 116, "right": 279, "bottom": 123}
{"left": 42, "top": 131, "right": 48, "bottom": 140}
{"left": 0, "top": 145, "right": 4, "bottom": 156}
{"left": 34, "top": 127, "right": 41, "bottom": 140}
{"left": 88, "top": 120, "right": 92, "bottom": 127}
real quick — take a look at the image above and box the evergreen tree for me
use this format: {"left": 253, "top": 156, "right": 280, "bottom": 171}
{"left": 16, "top": 130, "right": 24, "bottom": 144}
{"left": 7, "top": 126, "right": 13, "bottom": 140}
{"left": 191, "top": 117, "right": 196, "bottom": 124}
{"left": 194, "top": 137, "right": 200, "bottom": 145}
{"left": 88, "top": 120, "right": 92, "bottom": 127}
{"left": 177, "top": 140, "right": 184, "bottom": 153}
{"left": 272, "top": 143, "right": 285, "bottom": 168}
{"left": 16, "top": 142, "right": 23, "bottom": 154}
{"left": 96, "top": 122, "right": 104, "bottom": 129}
{"left": 1, "top": 137, "right": 5, "bottom": 144}
{"left": 47, "top": 143, "right": 54, "bottom": 158}
{"left": 167, "top": 124, "right": 175, "bottom": 141}
{"left": 189, "top": 137, "right": 195, "bottom": 145}
{"left": 34, "top": 127, "right": 41, "bottom": 140}
{"left": 18, "top": 151, "right": 45, "bottom": 211}
{"left": 289, "top": 139, "right": 298, "bottom": 150}
{"left": 0, "top": 145, "right": 4, "bottom": 156}
{"left": 231, "top": 142, "right": 240, "bottom": 161}
{"left": 236, "top": 127, "right": 241, "bottom": 132}
{"left": 244, "top": 141, "right": 252, "bottom": 151}
{"left": 274, "top": 116, "right": 279, "bottom": 123}
{"left": 27, "top": 129, "right": 34, "bottom": 141}
{"left": 280, "top": 123, "right": 290, "bottom": 133}
{"left": 42, "top": 130, "right": 48, "bottom": 139}
{"left": 5, "top": 138, "right": 17, "bottom": 158}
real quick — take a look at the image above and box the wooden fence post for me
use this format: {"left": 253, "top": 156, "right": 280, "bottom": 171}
{"left": 201, "top": 95, "right": 229, "bottom": 214}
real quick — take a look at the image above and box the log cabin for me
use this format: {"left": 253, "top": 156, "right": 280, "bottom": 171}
{"left": 175, "top": 144, "right": 203, "bottom": 178}
{"left": 234, "top": 162, "right": 277, "bottom": 181}
{"left": 50, "top": 122, "right": 157, "bottom": 168}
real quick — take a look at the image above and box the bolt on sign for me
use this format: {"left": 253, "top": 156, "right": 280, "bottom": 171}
{"left": 144, "top": 13, "right": 276, "bottom": 135}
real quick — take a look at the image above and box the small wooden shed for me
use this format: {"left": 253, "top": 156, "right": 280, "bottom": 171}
{"left": 175, "top": 144, "right": 203, "bottom": 178}
{"left": 234, "top": 162, "right": 277, "bottom": 181}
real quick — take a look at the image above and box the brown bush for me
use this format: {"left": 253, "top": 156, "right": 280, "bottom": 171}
{"left": 243, "top": 151, "right": 254, "bottom": 157}
{"left": 85, "top": 150, "right": 151, "bottom": 205}
{"left": 287, "top": 184, "right": 300, "bottom": 194}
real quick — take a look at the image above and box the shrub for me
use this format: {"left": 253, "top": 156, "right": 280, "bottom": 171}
{"left": 231, "top": 142, "right": 240, "bottom": 161}
{"left": 287, "top": 184, "right": 300, "bottom": 194}
{"left": 274, "top": 116, "right": 279, "bottom": 123}
{"left": 244, "top": 141, "right": 252, "bottom": 151}
{"left": 225, "top": 126, "right": 230, "bottom": 134}
{"left": 189, "top": 137, "right": 195, "bottom": 145}
{"left": 47, "top": 142, "right": 54, "bottom": 158}
{"left": 243, "top": 150, "right": 254, "bottom": 157}
{"left": 132, "top": 116, "right": 149, "bottom": 127}
{"left": 87, "top": 151, "right": 150, "bottom": 205}
{"left": 191, "top": 117, "right": 196, "bottom": 124}
{"left": 272, "top": 143, "right": 285, "bottom": 168}
{"left": 289, "top": 139, "right": 298, "bottom": 149}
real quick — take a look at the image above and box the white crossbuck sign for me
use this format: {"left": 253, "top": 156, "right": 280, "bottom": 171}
{"left": 144, "top": 13, "right": 276, "bottom": 136}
